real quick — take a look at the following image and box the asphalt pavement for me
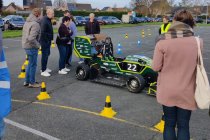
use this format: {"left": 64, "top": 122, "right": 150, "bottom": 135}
{"left": 2, "top": 25, "right": 210, "bottom": 140}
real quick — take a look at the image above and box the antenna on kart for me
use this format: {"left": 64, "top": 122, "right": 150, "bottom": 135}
{"left": 117, "top": 42, "right": 122, "bottom": 55}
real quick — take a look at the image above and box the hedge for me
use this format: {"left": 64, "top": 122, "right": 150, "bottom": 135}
{"left": 54, "top": 10, "right": 142, "bottom": 19}
{"left": 1, "top": 10, "right": 143, "bottom": 19}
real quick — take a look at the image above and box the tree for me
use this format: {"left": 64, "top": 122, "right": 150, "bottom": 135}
{"left": 29, "top": 0, "right": 43, "bottom": 9}
{"left": 167, "top": 0, "right": 175, "bottom": 7}
{"left": 130, "top": 0, "right": 155, "bottom": 15}
{"left": 66, "top": 0, "right": 77, "bottom": 4}
{"left": 0, "top": 0, "right": 2, "bottom": 13}
{"left": 53, "top": 0, "right": 67, "bottom": 10}
{"left": 179, "top": 0, "right": 193, "bottom": 7}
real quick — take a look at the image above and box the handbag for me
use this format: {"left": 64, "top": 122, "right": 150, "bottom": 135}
{"left": 194, "top": 37, "right": 210, "bottom": 109}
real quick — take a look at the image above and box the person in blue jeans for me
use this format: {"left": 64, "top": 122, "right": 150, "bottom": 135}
{"left": 62, "top": 11, "right": 78, "bottom": 66}
{"left": 152, "top": 10, "right": 198, "bottom": 140}
{"left": 22, "top": 8, "right": 41, "bottom": 88}
{"left": 56, "top": 16, "right": 72, "bottom": 74}
{"left": 163, "top": 106, "right": 191, "bottom": 140}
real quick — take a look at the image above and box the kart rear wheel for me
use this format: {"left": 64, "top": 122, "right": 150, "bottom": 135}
{"left": 126, "top": 74, "right": 145, "bottom": 93}
{"left": 76, "top": 64, "right": 90, "bottom": 80}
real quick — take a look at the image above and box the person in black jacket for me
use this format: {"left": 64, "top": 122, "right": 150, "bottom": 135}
{"left": 56, "top": 16, "right": 73, "bottom": 74}
{"left": 40, "top": 8, "right": 54, "bottom": 77}
{"left": 85, "top": 13, "right": 100, "bottom": 35}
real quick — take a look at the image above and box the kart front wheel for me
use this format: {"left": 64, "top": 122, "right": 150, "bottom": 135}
{"left": 126, "top": 74, "right": 145, "bottom": 93}
{"left": 76, "top": 64, "right": 90, "bottom": 80}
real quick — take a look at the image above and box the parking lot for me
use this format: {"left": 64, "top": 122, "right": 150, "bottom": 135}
{"left": 2, "top": 25, "right": 210, "bottom": 140}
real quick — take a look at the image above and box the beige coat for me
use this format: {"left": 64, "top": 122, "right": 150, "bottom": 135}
{"left": 152, "top": 36, "right": 203, "bottom": 110}
{"left": 22, "top": 14, "right": 41, "bottom": 49}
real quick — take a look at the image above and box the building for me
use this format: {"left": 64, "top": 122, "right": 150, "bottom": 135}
{"left": 23, "top": 0, "right": 52, "bottom": 10}
{"left": 134, "top": 0, "right": 171, "bottom": 16}
{"left": 112, "top": 8, "right": 129, "bottom": 12}
{"left": 4, "top": 2, "right": 23, "bottom": 13}
{"left": 101, "top": 7, "right": 113, "bottom": 12}
{"left": 67, "top": 3, "right": 92, "bottom": 11}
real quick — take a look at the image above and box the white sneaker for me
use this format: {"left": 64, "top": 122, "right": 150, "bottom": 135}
{"left": 58, "top": 69, "right": 68, "bottom": 75}
{"left": 40, "top": 68, "right": 52, "bottom": 73}
{"left": 46, "top": 68, "right": 52, "bottom": 73}
{"left": 41, "top": 71, "right": 51, "bottom": 77}
{"left": 64, "top": 67, "right": 70, "bottom": 72}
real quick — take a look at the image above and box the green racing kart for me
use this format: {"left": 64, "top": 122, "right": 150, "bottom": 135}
{"left": 74, "top": 34, "right": 157, "bottom": 94}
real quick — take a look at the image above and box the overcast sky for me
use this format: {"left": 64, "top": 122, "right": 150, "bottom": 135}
{"left": 3, "top": 0, "right": 131, "bottom": 9}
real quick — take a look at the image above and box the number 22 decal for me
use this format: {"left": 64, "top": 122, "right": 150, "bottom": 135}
{"left": 127, "top": 64, "right": 137, "bottom": 72}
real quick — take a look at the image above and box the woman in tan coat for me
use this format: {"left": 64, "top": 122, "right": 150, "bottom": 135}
{"left": 152, "top": 10, "right": 201, "bottom": 140}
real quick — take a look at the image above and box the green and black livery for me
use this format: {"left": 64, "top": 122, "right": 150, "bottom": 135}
{"left": 74, "top": 35, "right": 157, "bottom": 94}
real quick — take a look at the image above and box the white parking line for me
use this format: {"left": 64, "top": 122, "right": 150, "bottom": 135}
{"left": 4, "top": 119, "right": 60, "bottom": 140}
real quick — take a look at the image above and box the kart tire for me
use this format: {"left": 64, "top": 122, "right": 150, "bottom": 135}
{"left": 144, "top": 72, "right": 158, "bottom": 87}
{"left": 89, "top": 66, "right": 99, "bottom": 79}
{"left": 126, "top": 74, "right": 145, "bottom": 93}
{"left": 76, "top": 64, "right": 90, "bottom": 80}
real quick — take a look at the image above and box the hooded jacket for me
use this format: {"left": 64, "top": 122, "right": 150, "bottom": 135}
{"left": 22, "top": 14, "right": 41, "bottom": 49}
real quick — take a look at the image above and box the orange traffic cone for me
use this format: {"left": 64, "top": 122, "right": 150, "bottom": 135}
{"left": 100, "top": 96, "right": 117, "bottom": 118}
{"left": 18, "top": 65, "right": 26, "bottom": 79}
{"left": 125, "top": 33, "right": 128, "bottom": 39}
{"left": 51, "top": 40, "right": 55, "bottom": 48}
{"left": 154, "top": 113, "right": 165, "bottom": 133}
{"left": 37, "top": 82, "right": 50, "bottom": 100}
{"left": 24, "top": 55, "right": 29, "bottom": 66}
{"left": 38, "top": 47, "right": 42, "bottom": 55}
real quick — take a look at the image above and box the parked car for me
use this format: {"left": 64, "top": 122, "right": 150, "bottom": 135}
{"left": 0, "top": 18, "right": 5, "bottom": 31}
{"left": 144, "top": 17, "right": 152, "bottom": 22}
{"left": 155, "top": 18, "right": 162, "bottom": 22}
{"left": 168, "top": 17, "right": 173, "bottom": 22}
{"left": 74, "top": 16, "right": 86, "bottom": 26}
{"left": 95, "top": 17, "right": 105, "bottom": 25}
{"left": 138, "top": 17, "right": 147, "bottom": 23}
{"left": 97, "top": 16, "right": 113, "bottom": 24}
{"left": 129, "top": 17, "right": 138, "bottom": 24}
{"left": 2, "top": 15, "right": 15, "bottom": 23}
{"left": 194, "top": 17, "right": 203, "bottom": 23}
{"left": 108, "top": 16, "right": 122, "bottom": 24}
{"left": 6, "top": 16, "right": 25, "bottom": 30}
{"left": 207, "top": 18, "right": 210, "bottom": 24}
{"left": 84, "top": 16, "right": 90, "bottom": 22}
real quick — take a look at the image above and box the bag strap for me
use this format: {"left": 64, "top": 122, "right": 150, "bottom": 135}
{"left": 195, "top": 37, "right": 203, "bottom": 66}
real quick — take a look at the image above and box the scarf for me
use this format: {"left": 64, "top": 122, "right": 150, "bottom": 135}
{"left": 156, "top": 21, "right": 194, "bottom": 43}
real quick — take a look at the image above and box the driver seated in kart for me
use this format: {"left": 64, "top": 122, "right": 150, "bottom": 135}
{"left": 90, "top": 34, "right": 114, "bottom": 61}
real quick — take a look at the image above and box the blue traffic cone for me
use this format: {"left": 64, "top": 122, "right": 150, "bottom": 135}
{"left": 137, "top": 40, "right": 141, "bottom": 47}
{"left": 117, "top": 43, "right": 122, "bottom": 55}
